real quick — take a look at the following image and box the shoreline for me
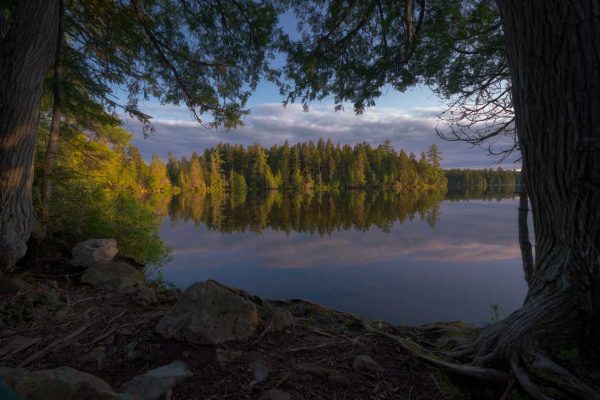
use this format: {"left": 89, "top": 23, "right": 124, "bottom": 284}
{"left": 1, "top": 268, "right": 488, "bottom": 399}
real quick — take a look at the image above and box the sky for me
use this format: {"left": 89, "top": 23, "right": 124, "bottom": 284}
{"left": 124, "top": 11, "right": 519, "bottom": 170}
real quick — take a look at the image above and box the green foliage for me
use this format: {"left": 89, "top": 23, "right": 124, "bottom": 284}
{"left": 148, "top": 154, "right": 172, "bottom": 192}
{"left": 163, "top": 140, "right": 447, "bottom": 193}
{"left": 37, "top": 0, "right": 285, "bottom": 129}
{"left": 34, "top": 125, "right": 170, "bottom": 266}
{"left": 229, "top": 170, "right": 247, "bottom": 207}
{"left": 445, "top": 168, "right": 520, "bottom": 188}
{"left": 145, "top": 265, "right": 176, "bottom": 291}
{"left": 279, "top": 1, "right": 503, "bottom": 106}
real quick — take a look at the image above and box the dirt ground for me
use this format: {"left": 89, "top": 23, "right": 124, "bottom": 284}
{"left": 0, "top": 271, "right": 488, "bottom": 400}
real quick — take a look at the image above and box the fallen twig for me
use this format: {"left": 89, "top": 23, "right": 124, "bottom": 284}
{"left": 250, "top": 323, "right": 272, "bottom": 346}
{"left": 99, "top": 308, "right": 127, "bottom": 336}
{"left": 20, "top": 324, "right": 91, "bottom": 367}
{"left": 289, "top": 340, "right": 341, "bottom": 352}
{"left": 87, "top": 322, "right": 132, "bottom": 348}
{"left": 1, "top": 337, "right": 42, "bottom": 360}
{"left": 307, "top": 327, "right": 335, "bottom": 338}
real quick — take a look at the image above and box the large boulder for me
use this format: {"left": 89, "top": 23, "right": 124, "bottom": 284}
{"left": 72, "top": 239, "right": 118, "bottom": 268}
{"left": 267, "top": 308, "right": 295, "bottom": 332}
{"left": 119, "top": 361, "right": 192, "bottom": 400}
{"left": 2, "top": 366, "right": 125, "bottom": 400}
{"left": 81, "top": 262, "right": 144, "bottom": 293}
{"left": 156, "top": 280, "right": 259, "bottom": 344}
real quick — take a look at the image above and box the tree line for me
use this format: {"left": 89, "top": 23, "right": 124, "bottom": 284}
{"left": 445, "top": 168, "right": 520, "bottom": 188}
{"left": 151, "top": 141, "right": 448, "bottom": 193}
{"left": 130, "top": 140, "right": 522, "bottom": 195}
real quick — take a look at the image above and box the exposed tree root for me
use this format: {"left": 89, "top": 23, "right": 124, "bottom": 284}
{"left": 362, "top": 321, "right": 510, "bottom": 383}
{"left": 363, "top": 287, "right": 600, "bottom": 400}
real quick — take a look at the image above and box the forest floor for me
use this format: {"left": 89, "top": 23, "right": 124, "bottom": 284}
{"left": 0, "top": 255, "right": 511, "bottom": 400}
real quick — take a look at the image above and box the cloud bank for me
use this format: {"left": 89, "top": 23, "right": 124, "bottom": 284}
{"left": 126, "top": 103, "right": 520, "bottom": 169}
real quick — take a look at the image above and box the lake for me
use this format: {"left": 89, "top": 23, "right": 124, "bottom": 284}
{"left": 158, "top": 187, "right": 529, "bottom": 326}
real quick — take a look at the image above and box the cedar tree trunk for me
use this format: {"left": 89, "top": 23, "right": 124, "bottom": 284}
{"left": 41, "top": 0, "right": 65, "bottom": 229}
{"left": 0, "top": 0, "right": 60, "bottom": 271}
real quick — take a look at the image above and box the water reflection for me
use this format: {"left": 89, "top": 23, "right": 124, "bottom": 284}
{"left": 168, "top": 189, "right": 447, "bottom": 234}
{"left": 157, "top": 187, "right": 528, "bottom": 325}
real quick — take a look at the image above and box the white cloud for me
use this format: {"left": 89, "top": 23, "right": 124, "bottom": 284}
{"left": 125, "top": 102, "right": 520, "bottom": 169}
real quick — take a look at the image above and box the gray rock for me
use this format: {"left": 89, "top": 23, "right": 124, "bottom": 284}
{"left": 0, "top": 367, "right": 27, "bottom": 388}
{"left": 133, "top": 287, "right": 157, "bottom": 306}
{"left": 258, "top": 389, "right": 292, "bottom": 400}
{"left": 120, "top": 361, "right": 192, "bottom": 400}
{"left": 268, "top": 308, "right": 295, "bottom": 332}
{"left": 352, "top": 354, "right": 383, "bottom": 373}
{"left": 248, "top": 360, "right": 269, "bottom": 387}
{"left": 81, "top": 262, "right": 144, "bottom": 293}
{"left": 156, "top": 280, "right": 259, "bottom": 344}
{"left": 72, "top": 239, "right": 118, "bottom": 267}
{"left": 14, "top": 366, "right": 124, "bottom": 400}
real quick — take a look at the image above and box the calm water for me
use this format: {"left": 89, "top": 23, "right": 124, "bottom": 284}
{"left": 158, "top": 187, "right": 528, "bottom": 325}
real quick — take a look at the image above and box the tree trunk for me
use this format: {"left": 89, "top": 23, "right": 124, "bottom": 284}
{"left": 41, "top": 0, "right": 65, "bottom": 231}
{"left": 498, "top": 0, "right": 600, "bottom": 324}
{"left": 0, "top": 0, "right": 60, "bottom": 272}
{"left": 456, "top": 1, "right": 600, "bottom": 397}
{"left": 517, "top": 170, "right": 534, "bottom": 285}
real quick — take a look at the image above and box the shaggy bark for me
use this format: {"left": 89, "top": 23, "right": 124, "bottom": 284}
{"left": 41, "top": 0, "right": 65, "bottom": 230}
{"left": 0, "top": 0, "right": 60, "bottom": 271}
{"left": 450, "top": 1, "right": 600, "bottom": 398}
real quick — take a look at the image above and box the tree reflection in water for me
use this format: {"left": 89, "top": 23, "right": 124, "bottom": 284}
{"left": 162, "top": 186, "right": 516, "bottom": 235}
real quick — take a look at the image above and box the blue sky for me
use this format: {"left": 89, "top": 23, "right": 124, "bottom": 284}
{"left": 126, "top": 85, "right": 519, "bottom": 169}
{"left": 125, "top": 11, "right": 519, "bottom": 170}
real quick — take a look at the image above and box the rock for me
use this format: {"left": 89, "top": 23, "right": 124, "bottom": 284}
{"left": 248, "top": 360, "right": 269, "bottom": 387}
{"left": 133, "top": 287, "right": 157, "bottom": 306}
{"left": 156, "top": 280, "right": 259, "bottom": 344}
{"left": 268, "top": 308, "right": 295, "bottom": 332}
{"left": 71, "top": 239, "right": 118, "bottom": 267}
{"left": 353, "top": 354, "right": 383, "bottom": 373}
{"left": 13, "top": 366, "right": 123, "bottom": 400}
{"left": 120, "top": 361, "right": 192, "bottom": 400}
{"left": 215, "top": 349, "right": 243, "bottom": 368}
{"left": 81, "top": 262, "right": 144, "bottom": 293}
{"left": 0, "top": 367, "right": 27, "bottom": 388}
{"left": 258, "top": 389, "right": 292, "bottom": 400}
{"left": 0, "top": 379, "right": 19, "bottom": 400}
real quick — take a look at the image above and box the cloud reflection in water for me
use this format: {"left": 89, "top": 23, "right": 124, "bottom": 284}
{"left": 159, "top": 191, "right": 528, "bottom": 325}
